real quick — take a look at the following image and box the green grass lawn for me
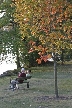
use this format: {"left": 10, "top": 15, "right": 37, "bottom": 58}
{"left": 0, "top": 63, "right": 72, "bottom": 108}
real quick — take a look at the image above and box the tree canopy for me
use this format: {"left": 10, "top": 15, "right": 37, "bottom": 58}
{"left": 12, "top": 0, "right": 72, "bottom": 63}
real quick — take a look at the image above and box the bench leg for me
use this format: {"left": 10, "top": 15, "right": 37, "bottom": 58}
{"left": 27, "top": 82, "right": 29, "bottom": 88}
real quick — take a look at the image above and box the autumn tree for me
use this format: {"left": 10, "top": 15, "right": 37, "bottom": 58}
{"left": 12, "top": 0, "right": 72, "bottom": 98}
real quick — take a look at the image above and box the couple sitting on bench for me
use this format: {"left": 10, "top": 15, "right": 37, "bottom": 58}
{"left": 10, "top": 68, "right": 31, "bottom": 90}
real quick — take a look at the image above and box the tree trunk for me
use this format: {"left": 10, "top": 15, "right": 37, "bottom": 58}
{"left": 16, "top": 54, "right": 21, "bottom": 69}
{"left": 54, "top": 53, "right": 59, "bottom": 98}
{"left": 16, "top": 48, "right": 21, "bottom": 69}
{"left": 61, "top": 49, "right": 64, "bottom": 65}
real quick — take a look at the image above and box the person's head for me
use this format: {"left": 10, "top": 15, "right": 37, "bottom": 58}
{"left": 26, "top": 70, "right": 29, "bottom": 74}
{"left": 21, "top": 68, "right": 25, "bottom": 73}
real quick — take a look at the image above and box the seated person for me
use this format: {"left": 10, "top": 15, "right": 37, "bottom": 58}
{"left": 10, "top": 78, "right": 19, "bottom": 90}
{"left": 26, "top": 70, "right": 31, "bottom": 77}
{"left": 18, "top": 68, "right": 26, "bottom": 83}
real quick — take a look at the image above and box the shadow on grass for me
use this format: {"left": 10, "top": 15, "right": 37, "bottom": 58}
{"left": 34, "top": 95, "right": 72, "bottom": 102}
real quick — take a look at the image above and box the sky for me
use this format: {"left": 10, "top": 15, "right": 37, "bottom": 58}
{"left": 0, "top": 12, "right": 17, "bottom": 75}
{"left": 0, "top": 11, "right": 5, "bottom": 18}
{"left": 0, "top": 61, "right": 17, "bottom": 75}
{"left": 0, "top": 53, "right": 17, "bottom": 75}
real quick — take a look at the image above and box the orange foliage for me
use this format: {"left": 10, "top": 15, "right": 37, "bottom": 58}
{"left": 28, "top": 48, "right": 34, "bottom": 53}
{"left": 36, "top": 54, "right": 52, "bottom": 64}
{"left": 36, "top": 59, "right": 41, "bottom": 64}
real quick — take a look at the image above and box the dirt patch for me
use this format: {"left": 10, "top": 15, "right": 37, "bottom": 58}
{"left": 34, "top": 95, "right": 72, "bottom": 102}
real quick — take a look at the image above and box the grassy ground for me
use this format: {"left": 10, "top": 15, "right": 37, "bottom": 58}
{"left": 0, "top": 62, "right": 72, "bottom": 108}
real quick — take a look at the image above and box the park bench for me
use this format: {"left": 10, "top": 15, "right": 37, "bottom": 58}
{"left": 10, "top": 76, "right": 32, "bottom": 90}
{"left": 16, "top": 76, "right": 32, "bottom": 88}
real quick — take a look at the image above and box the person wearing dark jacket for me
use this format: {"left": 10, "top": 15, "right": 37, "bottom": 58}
{"left": 18, "top": 68, "right": 26, "bottom": 83}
